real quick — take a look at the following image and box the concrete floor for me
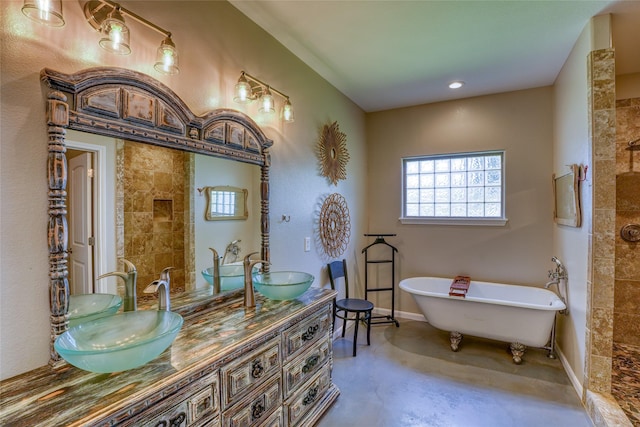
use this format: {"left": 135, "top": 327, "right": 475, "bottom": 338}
{"left": 318, "top": 319, "right": 592, "bottom": 427}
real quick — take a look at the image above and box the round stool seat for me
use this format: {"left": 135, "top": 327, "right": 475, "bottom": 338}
{"left": 336, "top": 298, "right": 374, "bottom": 312}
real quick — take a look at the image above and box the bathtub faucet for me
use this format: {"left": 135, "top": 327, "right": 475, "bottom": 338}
{"left": 546, "top": 257, "right": 568, "bottom": 314}
{"left": 547, "top": 256, "right": 567, "bottom": 283}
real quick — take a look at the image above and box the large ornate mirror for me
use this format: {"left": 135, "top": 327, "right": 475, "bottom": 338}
{"left": 42, "top": 67, "right": 272, "bottom": 365}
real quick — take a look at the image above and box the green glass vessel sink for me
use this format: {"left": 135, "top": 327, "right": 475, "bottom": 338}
{"left": 252, "top": 271, "right": 314, "bottom": 300}
{"left": 68, "top": 293, "right": 123, "bottom": 328}
{"left": 202, "top": 263, "right": 253, "bottom": 291}
{"left": 55, "top": 310, "right": 184, "bottom": 373}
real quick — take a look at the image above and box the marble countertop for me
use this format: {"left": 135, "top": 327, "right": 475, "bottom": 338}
{"left": 0, "top": 287, "right": 336, "bottom": 426}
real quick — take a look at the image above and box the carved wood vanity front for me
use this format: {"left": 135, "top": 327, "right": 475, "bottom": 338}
{"left": 0, "top": 289, "right": 339, "bottom": 426}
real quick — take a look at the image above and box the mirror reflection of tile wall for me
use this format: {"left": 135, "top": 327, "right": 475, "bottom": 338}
{"left": 123, "top": 141, "right": 190, "bottom": 298}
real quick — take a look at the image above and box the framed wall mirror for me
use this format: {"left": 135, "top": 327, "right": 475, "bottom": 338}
{"left": 553, "top": 164, "right": 581, "bottom": 227}
{"left": 41, "top": 67, "right": 273, "bottom": 365}
{"left": 204, "top": 186, "right": 249, "bottom": 221}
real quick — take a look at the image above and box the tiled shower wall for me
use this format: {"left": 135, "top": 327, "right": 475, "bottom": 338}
{"left": 586, "top": 48, "right": 616, "bottom": 394}
{"left": 123, "top": 141, "right": 189, "bottom": 297}
{"left": 614, "top": 98, "right": 640, "bottom": 347}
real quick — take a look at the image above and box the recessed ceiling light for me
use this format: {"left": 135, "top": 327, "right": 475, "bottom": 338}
{"left": 449, "top": 81, "right": 465, "bottom": 89}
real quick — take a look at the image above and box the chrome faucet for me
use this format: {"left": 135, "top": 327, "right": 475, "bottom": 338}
{"left": 243, "top": 252, "right": 269, "bottom": 308}
{"left": 97, "top": 259, "right": 138, "bottom": 311}
{"left": 144, "top": 279, "right": 171, "bottom": 311}
{"left": 210, "top": 248, "right": 221, "bottom": 293}
{"left": 144, "top": 267, "right": 174, "bottom": 311}
{"left": 222, "top": 240, "right": 242, "bottom": 265}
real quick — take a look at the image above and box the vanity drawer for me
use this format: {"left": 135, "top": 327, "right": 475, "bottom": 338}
{"left": 284, "top": 363, "right": 332, "bottom": 427}
{"left": 127, "top": 371, "right": 220, "bottom": 427}
{"left": 282, "top": 305, "right": 332, "bottom": 362}
{"left": 221, "top": 374, "right": 282, "bottom": 427}
{"left": 258, "top": 407, "right": 283, "bottom": 427}
{"left": 221, "top": 336, "right": 281, "bottom": 409}
{"left": 283, "top": 334, "right": 331, "bottom": 399}
{"left": 188, "top": 383, "right": 220, "bottom": 425}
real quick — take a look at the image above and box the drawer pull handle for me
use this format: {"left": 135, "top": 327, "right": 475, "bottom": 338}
{"left": 303, "top": 386, "right": 319, "bottom": 406}
{"left": 302, "top": 355, "right": 320, "bottom": 373}
{"left": 251, "top": 399, "right": 265, "bottom": 420}
{"left": 251, "top": 359, "right": 264, "bottom": 379}
{"left": 301, "top": 324, "right": 319, "bottom": 342}
{"left": 169, "top": 412, "right": 186, "bottom": 427}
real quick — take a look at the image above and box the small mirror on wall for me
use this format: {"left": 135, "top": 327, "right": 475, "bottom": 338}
{"left": 204, "top": 186, "right": 248, "bottom": 221}
{"left": 553, "top": 164, "right": 581, "bottom": 227}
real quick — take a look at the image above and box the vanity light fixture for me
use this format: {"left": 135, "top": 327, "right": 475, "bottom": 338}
{"left": 84, "top": 0, "right": 179, "bottom": 73}
{"left": 233, "top": 71, "right": 294, "bottom": 123}
{"left": 99, "top": 6, "right": 130, "bottom": 55}
{"left": 449, "top": 81, "right": 465, "bottom": 89}
{"left": 21, "top": 0, "right": 65, "bottom": 27}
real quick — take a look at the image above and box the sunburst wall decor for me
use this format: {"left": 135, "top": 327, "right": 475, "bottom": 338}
{"left": 319, "top": 193, "right": 351, "bottom": 258}
{"left": 317, "top": 121, "right": 349, "bottom": 186}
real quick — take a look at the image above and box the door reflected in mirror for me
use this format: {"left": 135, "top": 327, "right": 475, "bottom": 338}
{"left": 204, "top": 186, "right": 248, "bottom": 221}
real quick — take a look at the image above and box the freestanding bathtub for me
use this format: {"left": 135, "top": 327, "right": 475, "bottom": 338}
{"left": 399, "top": 277, "right": 566, "bottom": 363}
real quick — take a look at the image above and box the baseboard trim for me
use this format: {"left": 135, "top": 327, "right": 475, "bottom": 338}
{"left": 372, "top": 307, "right": 426, "bottom": 322}
{"left": 555, "top": 345, "right": 584, "bottom": 399}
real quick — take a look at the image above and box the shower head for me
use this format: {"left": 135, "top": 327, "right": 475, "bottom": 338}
{"left": 627, "top": 137, "right": 640, "bottom": 151}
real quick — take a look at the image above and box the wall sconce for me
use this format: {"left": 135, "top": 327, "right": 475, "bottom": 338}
{"left": 21, "top": 0, "right": 65, "bottom": 27}
{"left": 22, "top": 0, "right": 180, "bottom": 74}
{"left": 233, "top": 71, "right": 294, "bottom": 123}
{"left": 85, "top": 0, "right": 179, "bottom": 74}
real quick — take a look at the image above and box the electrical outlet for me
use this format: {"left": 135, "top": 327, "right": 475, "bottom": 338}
{"left": 304, "top": 237, "right": 311, "bottom": 252}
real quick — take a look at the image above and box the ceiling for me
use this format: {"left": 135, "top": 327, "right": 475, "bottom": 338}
{"left": 230, "top": 0, "right": 640, "bottom": 112}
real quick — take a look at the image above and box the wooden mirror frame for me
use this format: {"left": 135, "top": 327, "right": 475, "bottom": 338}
{"left": 41, "top": 67, "right": 273, "bottom": 366}
{"left": 552, "top": 164, "right": 581, "bottom": 228}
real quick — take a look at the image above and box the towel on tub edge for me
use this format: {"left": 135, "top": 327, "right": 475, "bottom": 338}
{"left": 449, "top": 275, "right": 471, "bottom": 297}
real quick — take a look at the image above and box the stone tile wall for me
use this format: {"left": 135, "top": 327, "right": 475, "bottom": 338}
{"left": 123, "top": 141, "right": 189, "bottom": 297}
{"left": 614, "top": 98, "right": 640, "bottom": 347}
{"left": 587, "top": 48, "right": 616, "bottom": 395}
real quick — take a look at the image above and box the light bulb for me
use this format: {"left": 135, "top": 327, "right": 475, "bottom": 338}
{"left": 282, "top": 99, "right": 294, "bottom": 122}
{"left": 154, "top": 36, "right": 179, "bottom": 75}
{"left": 259, "top": 87, "right": 274, "bottom": 114}
{"left": 234, "top": 74, "right": 253, "bottom": 104}
{"left": 21, "top": 0, "right": 65, "bottom": 27}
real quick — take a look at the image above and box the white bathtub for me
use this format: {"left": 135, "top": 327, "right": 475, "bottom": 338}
{"left": 399, "top": 277, "right": 566, "bottom": 363}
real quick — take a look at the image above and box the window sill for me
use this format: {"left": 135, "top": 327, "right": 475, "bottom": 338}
{"left": 399, "top": 217, "right": 509, "bottom": 226}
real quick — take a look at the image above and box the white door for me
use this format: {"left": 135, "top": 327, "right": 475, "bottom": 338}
{"left": 69, "top": 152, "right": 94, "bottom": 294}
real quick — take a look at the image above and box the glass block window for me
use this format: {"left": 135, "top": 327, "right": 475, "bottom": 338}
{"left": 402, "top": 151, "right": 506, "bottom": 225}
{"left": 211, "top": 190, "right": 236, "bottom": 216}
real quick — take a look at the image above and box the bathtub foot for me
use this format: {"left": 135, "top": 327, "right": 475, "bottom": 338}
{"left": 510, "top": 342, "right": 526, "bottom": 364}
{"left": 450, "top": 332, "right": 463, "bottom": 352}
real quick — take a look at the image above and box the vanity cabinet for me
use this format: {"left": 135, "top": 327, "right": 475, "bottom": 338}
{"left": 0, "top": 289, "right": 339, "bottom": 427}
{"left": 218, "top": 304, "right": 335, "bottom": 427}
